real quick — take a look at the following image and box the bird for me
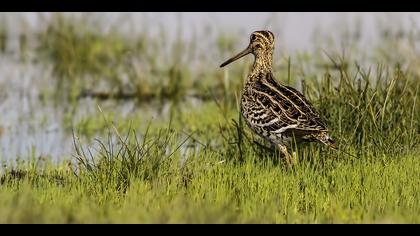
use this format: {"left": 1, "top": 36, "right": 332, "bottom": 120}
{"left": 220, "top": 30, "right": 337, "bottom": 164}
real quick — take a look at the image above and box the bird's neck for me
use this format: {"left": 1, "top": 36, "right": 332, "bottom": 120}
{"left": 248, "top": 51, "right": 273, "bottom": 82}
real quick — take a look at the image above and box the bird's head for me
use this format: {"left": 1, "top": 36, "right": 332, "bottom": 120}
{"left": 220, "top": 30, "right": 275, "bottom": 68}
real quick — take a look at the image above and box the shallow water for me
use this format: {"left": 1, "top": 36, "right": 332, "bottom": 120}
{"left": 0, "top": 53, "right": 165, "bottom": 162}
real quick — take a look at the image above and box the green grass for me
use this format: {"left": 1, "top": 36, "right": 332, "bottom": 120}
{"left": 0, "top": 13, "right": 419, "bottom": 223}
{"left": 1, "top": 140, "right": 419, "bottom": 223}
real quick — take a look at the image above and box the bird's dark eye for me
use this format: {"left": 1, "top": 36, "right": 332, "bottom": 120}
{"left": 251, "top": 35, "right": 257, "bottom": 41}
{"left": 255, "top": 44, "right": 262, "bottom": 49}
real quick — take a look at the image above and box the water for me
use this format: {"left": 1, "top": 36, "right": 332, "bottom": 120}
{"left": 4, "top": 12, "right": 420, "bottom": 51}
{"left": 0, "top": 12, "right": 419, "bottom": 162}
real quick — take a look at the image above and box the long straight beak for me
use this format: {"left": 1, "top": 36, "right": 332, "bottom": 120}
{"left": 220, "top": 47, "right": 252, "bottom": 68}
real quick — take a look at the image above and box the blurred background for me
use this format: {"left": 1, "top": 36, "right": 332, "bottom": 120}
{"left": 0, "top": 12, "right": 419, "bottom": 163}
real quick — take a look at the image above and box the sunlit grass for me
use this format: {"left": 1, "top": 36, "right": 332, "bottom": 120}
{"left": 0, "top": 13, "right": 419, "bottom": 223}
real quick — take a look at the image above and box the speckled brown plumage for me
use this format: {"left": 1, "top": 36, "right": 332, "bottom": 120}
{"left": 220, "top": 30, "right": 336, "bottom": 163}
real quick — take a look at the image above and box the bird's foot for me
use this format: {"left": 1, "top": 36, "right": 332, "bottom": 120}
{"left": 278, "top": 144, "right": 295, "bottom": 166}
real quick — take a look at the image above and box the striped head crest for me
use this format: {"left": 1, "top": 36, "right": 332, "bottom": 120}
{"left": 220, "top": 30, "right": 275, "bottom": 68}
{"left": 249, "top": 30, "right": 275, "bottom": 53}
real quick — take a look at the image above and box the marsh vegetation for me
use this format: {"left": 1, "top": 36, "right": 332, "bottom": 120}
{"left": 0, "top": 13, "right": 419, "bottom": 223}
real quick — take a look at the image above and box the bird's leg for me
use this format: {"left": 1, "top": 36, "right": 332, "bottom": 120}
{"left": 292, "top": 151, "right": 297, "bottom": 163}
{"left": 278, "top": 144, "right": 294, "bottom": 165}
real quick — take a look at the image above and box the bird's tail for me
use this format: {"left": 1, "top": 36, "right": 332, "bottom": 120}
{"left": 317, "top": 131, "right": 358, "bottom": 158}
{"left": 317, "top": 131, "right": 338, "bottom": 150}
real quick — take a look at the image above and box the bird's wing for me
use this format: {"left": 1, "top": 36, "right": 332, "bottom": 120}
{"left": 244, "top": 73, "right": 327, "bottom": 134}
{"left": 281, "top": 84, "right": 328, "bottom": 131}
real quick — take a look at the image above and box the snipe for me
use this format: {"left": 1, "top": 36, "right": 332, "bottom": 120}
{"left": 220, "top": 30, "right": 336, "bottom": 163}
